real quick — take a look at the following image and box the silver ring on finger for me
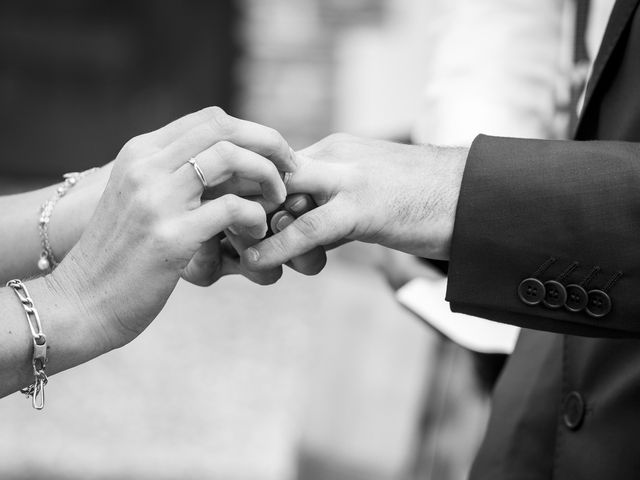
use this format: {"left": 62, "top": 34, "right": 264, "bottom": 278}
{"left": 188, "top": 157, "right": 209, "bottom": 188}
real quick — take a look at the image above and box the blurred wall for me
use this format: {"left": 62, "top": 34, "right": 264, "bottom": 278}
{"left": 0, "top": 0, "right": 238, "bottom": 179}
{"left": 238, "top": 0, "right": 386, "bottom": 148}
{"left": 0, "top": 3, "right": 438, "bottom": 480}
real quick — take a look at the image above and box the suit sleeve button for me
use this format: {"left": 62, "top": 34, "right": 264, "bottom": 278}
{"left": 543, "top": 280, "right": 567, "bottom": 309}
{"left": 518, "top": 278, "right": 545, "bottom": 305}
{"left": 565, "top": 284, "right": 588, "bottom": 312}
{"left": 563, "top": 391, "right": 586, "bottom": 430}
{"left": 586, "top": 289, "right": 612, "bottom": 318}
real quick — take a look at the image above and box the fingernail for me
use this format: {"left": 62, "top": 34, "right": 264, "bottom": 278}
{"left": 246, "top": 247, "right": 260, "bottom": 264}
{"left": 288, "top": 198, "right": 306, "bottom": 214}
{"left": 270, "top": 211, "right": 288, "bottom": 232}
{"left": 276, "top": 213, "right": 294, "bottom": 232}
{"left": 227, "top": 226, "right": 239, "bottom": 236}
{"left": 249, "top": 224, "right": 267, "bottom": 239}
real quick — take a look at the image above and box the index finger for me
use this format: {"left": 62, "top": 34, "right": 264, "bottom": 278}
{"left": 147, "top": 106, "right": 228, "bottom": 148}
{"left": 279, "top": 153, "right": 336, "bottom": 196}
{"left": 162, "top": 108, "right": 298, "bottom": 172}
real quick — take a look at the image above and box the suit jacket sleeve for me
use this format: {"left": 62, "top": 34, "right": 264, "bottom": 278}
{"left": 446, "top": 134, "right": 640, "bottom": 337}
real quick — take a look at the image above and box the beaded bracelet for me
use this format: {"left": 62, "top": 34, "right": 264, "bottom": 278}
{"left": 38, "top": 168, "right": 99, "bottom": 271}
{"left": 6, "top": 279, "right": 48, "bottom": 410}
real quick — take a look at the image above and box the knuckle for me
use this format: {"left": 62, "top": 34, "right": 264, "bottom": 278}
{"left": 295, "top": 213, "right": 324, "bottom": 239}
{"left": 256, "top": 204, "right": 267, "bottom": 223}
{"left": 221, "top": 195, "right": 264, "bottom": 224}
{"left": 131, "top": 187, "right": 161, "bottom": 220}
{"left": 124, "top": 162, "right": 153, "bottom": 191}
{"left": 209, "top": 106, "right": 234, "bottom": 135}
{"left": 151, "top": 220, "right": 179, "bottom": 249}
{"left": 209, "top": 106, "right": 226, "bottom": 117}
{"left": 321, "top": 132, "right": 354, "bottom": 154}
{"left": 198, "top": 106, "right": 221, "bottom": 120}
{"left": 262, "top": 159, "right": 279, "bottom": 178}
{"left": 220, "top": 193, "right": 240, "bottom": 215}
{"left": 213, "top": 140, "right": 236, "bottom": 161}
{"left": 265, "top": 235, "right": 288, "bottom": 259}
{"left": 120, "top": 134, "right": 149, "bottom": 157}
{"left": 326, "top": 132, "right": 353, "bottom": 145}
{"left": 264, "top": 127, "right": 286, "bottom": 153}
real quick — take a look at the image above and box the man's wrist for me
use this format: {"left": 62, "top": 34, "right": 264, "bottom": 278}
{"left": 438, "top": 145, "right": 468, "bottom": 260}
{"left": 408, "top": 144, "right": 468, "bottom": 260}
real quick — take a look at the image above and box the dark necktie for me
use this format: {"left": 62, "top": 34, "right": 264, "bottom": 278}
{"left": 569, "top": 0, "right": 592, "bottom": 134}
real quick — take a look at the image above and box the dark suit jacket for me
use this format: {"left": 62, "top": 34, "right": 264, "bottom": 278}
{"left": 445, "top": 0, "right": 640, "bottom": 478}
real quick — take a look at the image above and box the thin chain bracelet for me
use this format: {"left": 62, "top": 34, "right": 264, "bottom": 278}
{"left": 6, "top": 279, "right": 48, "bottom": 410}
{"left": 38, "top": 167, "right": 100, "bottom": 271}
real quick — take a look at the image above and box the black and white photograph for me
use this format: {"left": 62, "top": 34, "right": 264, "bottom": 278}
{"left": 1, "top": 0, "right": 638, "bottom": 479}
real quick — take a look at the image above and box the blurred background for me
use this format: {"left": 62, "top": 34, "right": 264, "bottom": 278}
{"left": 1, "top": 0, "right": 570, "bottom": 478}
{"left": 0, "top": 2, "right": 448, "bottom": 479}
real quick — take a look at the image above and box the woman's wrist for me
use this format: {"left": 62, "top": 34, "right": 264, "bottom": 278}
{"left": 48, "top": 256, "right": 119, "bottom": 358}
{"left": 0, "top": 271, "right": 111, "bottom": 399}
{"left": 28, "top": 267, "right": 113, "bottom": 375}
{"left": 48, "top": 163, "right": 112, "bottom": 263}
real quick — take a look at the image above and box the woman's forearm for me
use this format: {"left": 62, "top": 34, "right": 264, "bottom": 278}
{"left": 0, "top": 164, "right": 112, "bottom": 283}
{"left": 0, "top": 273, "right": 107, "bottom": 399}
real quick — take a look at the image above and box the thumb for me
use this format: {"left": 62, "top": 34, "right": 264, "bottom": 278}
{"left": 242, "top": 203, "right": 350, "bottom": 270}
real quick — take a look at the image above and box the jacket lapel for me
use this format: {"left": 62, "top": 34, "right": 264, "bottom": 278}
{"left": 576, "top": 0, "right": 640, "bottom": 133}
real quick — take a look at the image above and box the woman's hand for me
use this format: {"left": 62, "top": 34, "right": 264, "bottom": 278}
{"left": 180, "top": 196, "right": 329, "bottom": 286}
{"left": 52, "top": 107, "right": 293, "bottom": 351}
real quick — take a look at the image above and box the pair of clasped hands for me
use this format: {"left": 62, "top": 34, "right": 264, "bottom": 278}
{"left": 57, "top": 107, "right": 466, "bottom": 352}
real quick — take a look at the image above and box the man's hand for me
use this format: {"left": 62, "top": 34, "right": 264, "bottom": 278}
{"left": 182, "top": 194, "right": 328, "bottom": 286}
{"left": 241, "top": 134, "right": 468, "bottom": 271}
